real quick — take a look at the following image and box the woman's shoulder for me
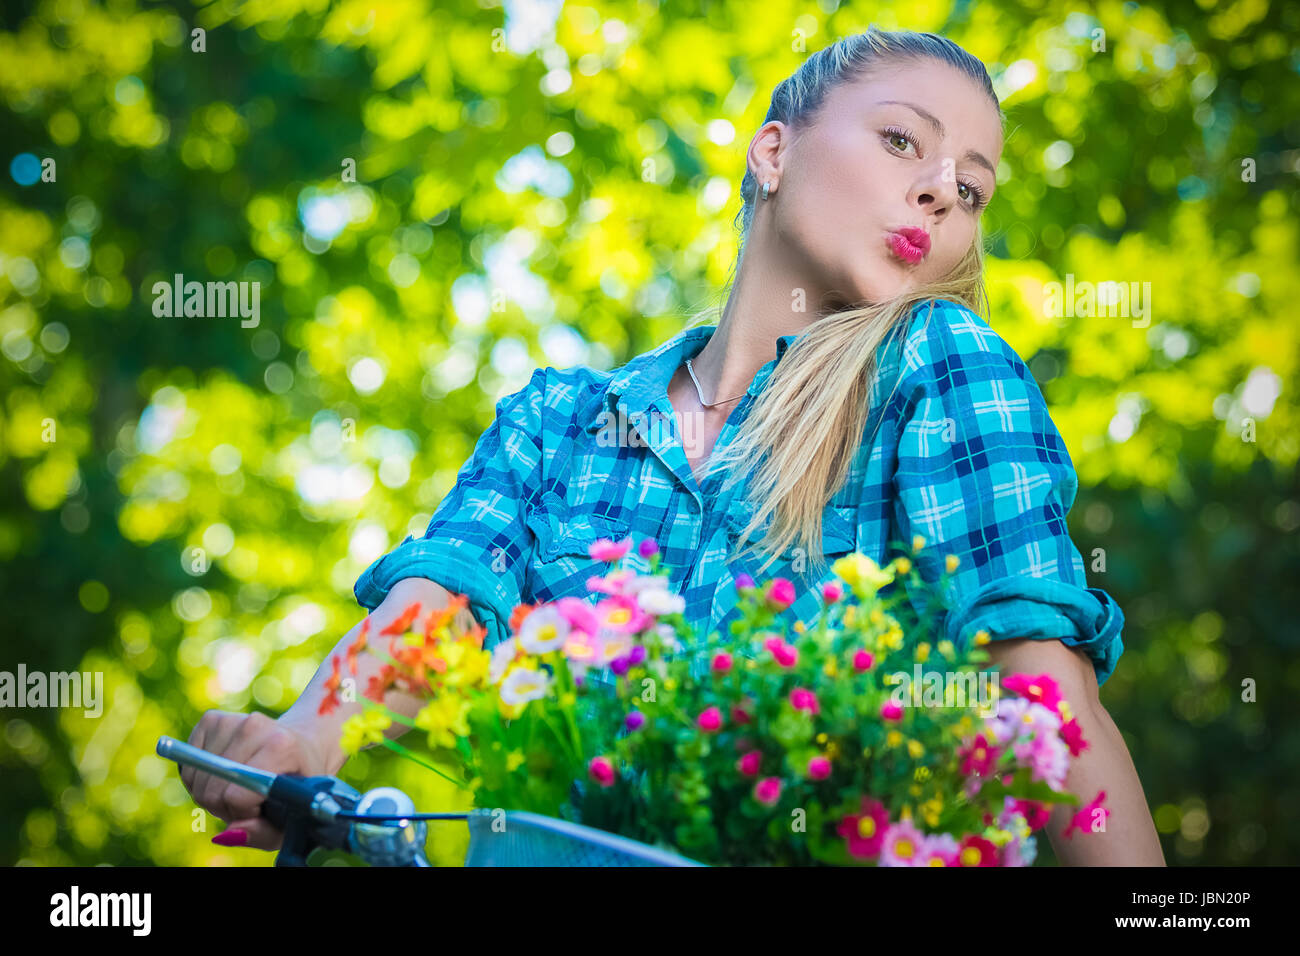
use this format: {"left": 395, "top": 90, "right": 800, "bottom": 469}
{"left": 892, "top": 298, "right": 1040, "bottom": 393}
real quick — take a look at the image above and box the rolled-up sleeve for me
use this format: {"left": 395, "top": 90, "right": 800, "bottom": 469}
{"left": 354, "top": 368, "right": 545, "bottom": 652}
{"left": 889, "top": 301, "right": 1125, "bottom": 687}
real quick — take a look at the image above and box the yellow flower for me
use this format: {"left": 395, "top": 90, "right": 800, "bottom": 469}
{"left": 823, "top": 656, "right": 838, "bottom": 678}
{"left": 907, "top": 739, "right": 925, "bottom": 759}
{"left": 416, "top": 694, "right": 471, "bottom": 750}
{"left": 844, "top": 606, "right": 857, "bottom": 627}
{"left": 893, "top": 557, "right": 912, "bottom": 575}
{"left": 794, "top": 620, "right": 806, "bottom": 634}
{"left": 913, "top": 766, "right": 931, "bottom": 781}
{"left": 1060, "top": 700, "right": 1073, "bottom": 722}
{"left": 886, "top": 730, "right": 903, "bottom": 748}
{"left": 815, "top": 732, "right": 828, "bottom": 744}
{"left": 825, "top": 741, "right": 840, "bottom": 760}
{"left": 339, "top": 709, "right": 392, "bottom": 756}
{"left": 973, "top": 630, "right": 991, "bottom": 646}
{"left": 916, "top": 642, "right": 930, "bottom": 663}
{"left": 909, "top": 784, "right": 923, "bottom": 797}
{"left": 921, "top": 797, "right": 943, "bottom": 828}
{"left": 869, "top": 608, "right": 885, "bottom": 626}
{"left": 832, "top": 554, "right": 894, "bottom": 598}
{"left": 911, "top": 535, "right": 925, "bottom": 553}
{"left": 900, "top": 804, "right": 913, "bottom": 821}
{"left": 937, "top": 640, "right": 955, "bottom": 660}
{"left": 505, "top": 750, "right": 525, "bottom": 772}
{"left": 945, "top": 554, "right": 960, "bottom": 573}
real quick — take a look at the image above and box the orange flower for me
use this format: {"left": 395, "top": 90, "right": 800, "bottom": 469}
{"left": 365, "top": 664, "right": 397, "bottom": 703}
{"left": 425, "top": 593, "right": 471, "bottom": 641}
{"left": 345, "top": 618, "right": 370, "bottom": 675}
{"left": 319, "top": 655, "right": 343, "bottom": 716}
{"left": 509, "top": 602, "right": 539, "bottom": 633}
{"left": 380, "top": 602, "right": 422, "bottom": 637}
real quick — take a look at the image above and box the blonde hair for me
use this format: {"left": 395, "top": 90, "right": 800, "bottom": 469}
{"left": 687, "top": 27, "right": 1002, "bottom": 576}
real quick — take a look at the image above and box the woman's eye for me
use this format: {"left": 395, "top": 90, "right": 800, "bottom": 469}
{"left": 888, "top": 133, "right": 911, "bottom": 151}
{"left": 957, "top": 183, "right": 971, "bottom": 202}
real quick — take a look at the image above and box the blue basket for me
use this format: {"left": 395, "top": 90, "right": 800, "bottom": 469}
{"left": 462, "top": 809, "right": 704, "bottom": 867}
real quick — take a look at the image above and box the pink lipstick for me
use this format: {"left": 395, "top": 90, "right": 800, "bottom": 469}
{"left": 887, "top": 227, "right": 930, "bottom": 265}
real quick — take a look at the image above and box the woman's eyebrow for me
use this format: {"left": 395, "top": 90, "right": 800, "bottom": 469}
{"left": 877, "top": 99, "right": 997, "bottom": 178}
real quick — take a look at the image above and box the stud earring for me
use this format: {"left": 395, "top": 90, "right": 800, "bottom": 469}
{"left": 761, "top": 181, "right": 771, "bottom": 201}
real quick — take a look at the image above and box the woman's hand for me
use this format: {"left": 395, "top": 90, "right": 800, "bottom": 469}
{"left": 181, "top": 576, "right": 467, "bottom": 852}
{"left": 181, "top": 710, "right": 332, "bottom": 851}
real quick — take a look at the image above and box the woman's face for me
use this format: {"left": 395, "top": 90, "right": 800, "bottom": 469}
{"left": 756, "top": 58, "right": 1004, "bottom": 308}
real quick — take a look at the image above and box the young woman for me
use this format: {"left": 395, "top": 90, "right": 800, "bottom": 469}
{"left": 182, "top": 28, "right": 1164, "bottom": 864}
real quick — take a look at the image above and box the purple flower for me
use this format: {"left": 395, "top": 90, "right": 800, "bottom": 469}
{"left": 735, "top": 573, "right": 755, "bottom": 590}
{"left": 625, "top": 710, "right": 645, "bottom": 731}
{"left": 638, "top": 539, "right": 661, "bottom": 558}
{"left": 610, "top": 655, "right": 631, "bottom": 676}
{"left": 627, "top": 644, "right": 647, "bottom": 666}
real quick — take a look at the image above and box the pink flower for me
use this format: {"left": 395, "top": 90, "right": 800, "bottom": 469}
{"left": 556, "top": 596, "right": 600, "bottom": 638}
{"left": 711, "top": 652, "right": 734, "bottom": 674}
{"left": 1063, "top": 789, "right": 1110, "bottom": 839}
{"left": 879, "top": 819, "right": 926, "bottom": 866}
{"left": 789, "top": 687, "right": 820, "bottom": 715}
{"left": 764, "top": 635, "right": 798, "bottom": 668}
{"left": 880, "top": 699, "right": 904, "bottom": 722}
{"left": 637, "top": 538, "right": 660, "bottom": 558}
{"left": 588, "top": 756, "right": 616, "bottom": 787}
{"left": 753, "top": 776, "right": 782, "bottom": 805}
{"left": 807, "top": 755, "right": 832, "bottom": 780}
{"left": 595, "top": 594, "right": 651, "bottom": 636}
{"left": 836, "top": 797, "right": 891, "bottom": 859}
{"left": 586, "top": 569, "right": 637, "bottom": 596}
{"left": 821, "top": 581, "right": 844, "bottom": 603}
{"left": 1003, "top": 672, "right": 1064, "bottom": 715}
{"left": 737, "top": 751, "right": 762, "bottom": 776}
{"left": 917, "top": 833, "right": 960, "bottom": 867}
{"left": 731, "top": 703, "right": 753, "bottom": 725}
{"left": 852, "top": 649, "right": 874, "bottom": 672}
{"left": 1011, "top": 798, "right": 1051, "bottom": 831}
{"left": 1059, "top": 717, "right": 1090, "bottom": 757}
{"left": 589, "top": 537, "right": 633, "bottom": 562}
{"left": 765, "top": 577, "right": 795, "bottom": 610}
{"left": 697, "top": 706, "right": 723, "bottom": 732}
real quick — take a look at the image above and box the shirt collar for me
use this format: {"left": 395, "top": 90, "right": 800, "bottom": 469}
{"left": 581, "top": 325, "right": 803, "bottom": 434}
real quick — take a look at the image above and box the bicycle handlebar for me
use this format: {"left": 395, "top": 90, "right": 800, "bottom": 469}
{"left": 156, "top": 735, "right": 433, "bottom": 867}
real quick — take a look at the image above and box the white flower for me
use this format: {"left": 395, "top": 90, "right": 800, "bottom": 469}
{"left": 518, "top": 605, "right": 569, "bottom": 654}
{"left": 636, "top": 586, "right": 685, "bottom": 616}
{"left": 499, "top": 665, "right": 551, "bottom": 706}
{"left": 489, "top": 637, "right": 519, "bottom": 684}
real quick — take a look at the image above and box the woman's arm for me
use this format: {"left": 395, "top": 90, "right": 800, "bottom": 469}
{"left": 983, "top": 635, "right": 1165, "bottom": 865}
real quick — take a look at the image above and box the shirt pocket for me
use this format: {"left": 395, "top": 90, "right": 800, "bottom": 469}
{"left": 526, "top": 508, "right": 634, "bottom": 605}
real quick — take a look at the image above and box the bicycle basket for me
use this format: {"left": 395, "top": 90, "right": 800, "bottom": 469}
{"left": 463, "top": 809, "right": 704, "bottom": 867}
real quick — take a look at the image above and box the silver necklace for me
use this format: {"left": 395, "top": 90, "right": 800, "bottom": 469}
{"left": 684, "top": 358, "right": 748, "bottom": 408}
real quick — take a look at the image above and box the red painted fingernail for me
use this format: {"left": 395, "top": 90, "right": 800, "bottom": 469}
{"left": 212, "top": 828, "right": 247, "bottom": 847}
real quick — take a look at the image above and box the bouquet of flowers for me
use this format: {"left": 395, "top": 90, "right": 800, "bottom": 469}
{"left": 323, "top": 536, "right": 1107, "bottom": 866}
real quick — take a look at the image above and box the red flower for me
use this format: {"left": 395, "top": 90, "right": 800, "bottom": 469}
{"left": 318, "top": 655, "right": 343, "bottom": 715}
{"left": 958, "top": 732, "right": 1001, "bottom": 777}
{"left": 836, "top": 797, "right": 890, "bottom": 859}
{"left": 1011, "top": 798, "right": 1051, "bottom": 831}
{"left": 509, "top": 601, "right": 539, "bottom": 633}
{"left": 954, "top": 834, "right": 1000, "bottom": 866}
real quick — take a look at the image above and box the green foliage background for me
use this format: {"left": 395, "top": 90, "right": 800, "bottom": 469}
{"left": 0, "top": 0, "right": 1296, "bottom": 866}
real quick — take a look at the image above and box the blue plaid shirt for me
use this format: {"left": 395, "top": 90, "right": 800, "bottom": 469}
{"left": 356, "top": 299, "right": 1125, "bottom": 686}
